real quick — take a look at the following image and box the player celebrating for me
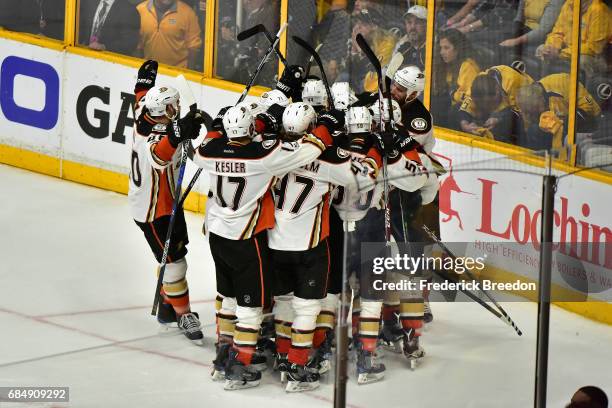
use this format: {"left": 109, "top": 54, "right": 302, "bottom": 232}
{"left": 128, "top": 60, "right": 206, "bottom": 344}
{"left": 193, "top": 102, "right": 340, "bottom": 390}
{"left": 269, "top": 102, "right": 373, "bottom": 392}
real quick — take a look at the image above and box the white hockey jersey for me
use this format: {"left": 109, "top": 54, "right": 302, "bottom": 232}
{"left": 333, "top": 134, "right": 429, "bottom": 222}
{"left": 128, "top": 89, "right": 182, "bottom": 223}
{"left": 193, "top": 126, "right": 333, "bottom": 240}
{"left": 268, "top": 146, "right": 377, "bottom": 251}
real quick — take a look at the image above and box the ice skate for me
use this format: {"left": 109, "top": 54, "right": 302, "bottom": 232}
{"left": 274, "top": 352, "right": 290, "bottom": 383}
{"left": 211, "top": 342, "right": 231, "bottom": 381}
{"left": 157, "top": 301, "right": 177, "bottom": 328}
{"left": 286, "top": 363, "right": 320, "bottom": 393}
{"left": 424, "top": 301, "right": 433, "bottom": 324}
{"left": 356, "top": 344, "right": 385, "bottom": 384}
{"left": 224, "top": 351, "right": 261, "bottom": 390}
{"left": 178, "top": 312, "right": 204, "bottom": 345}
{"left": 307, "top": 331, "right": 333, "bottom": 375}
{"left": 378, "top": 320, "right": 404, "bottom": 354}
{"left": 402, "top": 330, "right": 425, "bottom": 370}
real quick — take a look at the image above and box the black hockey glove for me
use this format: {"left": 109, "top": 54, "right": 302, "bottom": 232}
{"left": 394, "top": 128, "right": 419, "bottom": 154}
{"left": 317, "top": 108, "right": 346, "bottom": 133}
{"left": 135, "top": 60, "right": 158, "bottom": 91}
{"left": 256, "top": 103, "right": 285, "bottom": 135}
{"left": 211, "top": 106, "right": 232, "bottom": 134}
{"left": 168, "top": 110, "right": 206, "bottom": 148}
{"left": 276, "top": 65, "right": 305, "bottom": 99}
{"left": 372, "top": 131, "right": 395, "bottom": 156}
{"left": 135, "top": 107, "right": 157, "bottom": 135}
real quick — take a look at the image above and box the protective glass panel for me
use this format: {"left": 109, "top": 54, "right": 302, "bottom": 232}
{"left": 431, "top": 0, "right": 577, "bottom": 153}
{"left": 338, "top": 148, "right": 551, "bottom": 406}
{"left": 0, "top": 0, "right": 66, "bottom": 40}
{"left": 572, "top": 0, "right": 611, "bottom": 173}
{"left": 213, "top": 0, "right": 280, "bottom": 87}
{"left": 81, "top": 0, "right": 206, "bottom": 70}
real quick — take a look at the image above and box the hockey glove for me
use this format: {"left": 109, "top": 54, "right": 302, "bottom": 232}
{"left": 372, "top": 131, "right": 395, "bottom": 157}
{"left": 167, "top": 110, "right": 206, "bottom": 148}
{"left": 136, "top": 107, "right": 158, "bottom": 136}
{"left": 135, "top": 60, "right": 158, "bottom": 92}
{"left": 394, "top": 128, "right": 419, "bottom": 154}
{"left": 211, "top": 106, "right": 232, "bottom": 134}
{"left": 276, "top": 65, "right": 305, "bottom": 99}
{"left": 317, "top": 109, "right": 346, "bottom": 133}
{"left": 255, "top": 103, "right": 285, "bottom": 136}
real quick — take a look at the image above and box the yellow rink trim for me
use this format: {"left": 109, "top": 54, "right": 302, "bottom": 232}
{"left": 0, "top": 143, "right": 206, "bottom": 213}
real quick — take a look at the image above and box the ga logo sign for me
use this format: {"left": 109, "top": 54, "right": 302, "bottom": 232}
{"left": 0, "top": 55, "right": 59, "bottom": 130}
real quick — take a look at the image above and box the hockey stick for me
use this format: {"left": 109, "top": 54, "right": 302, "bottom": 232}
{"left": 176, "top": 24, "right": 288, "bottom": 207}
{"left": 356, "top": 33, "right": 392, "bottom": 244}
{"left": 422, "top": 225, "right": 523, "bottom": 336}
{"left": 430, "top": 267, "right": 505, "bottom": 319}
{"left": 237, "top": 23, "right": 289, "bottom": 66}
{"left": 304, "top": 43, "right": 323, "bottom": 78}
{"left": 151, "top": 100, "right": 198, "bottom": 316}
{"left": 238, "top": 23, "right": 288, "bottom": 104}
{"left": 292, "top": 35, "right": 335, "bottom": 110}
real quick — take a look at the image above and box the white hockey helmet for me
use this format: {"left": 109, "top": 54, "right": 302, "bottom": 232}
{"left": 236, "top": 100, "right": 267, "bottom": 117}
{"left": 143, "top": 85, "right": 180, "bottom": 119}
{"left": 282, "top": 102, "right": 317, "bottom": 136}
{"left": 259, "top": 89, "right": 290, "bottom": 107}
{"left": 393, "top": 65, "right": 425, "bottom": 96}
{"left": 346, "top": 106, "right": 372, "bottom": 134}
{"left": 331, "top": 82, "right": 357, "bottom": 111}
{"left": 223, "top": 105, "right": 255, "bottom": 139}
{"left": 371, "top": 99, "right": 402, "bottom": 126}
{"left": 302, "top": 79, "right": 328, "bottom": 107}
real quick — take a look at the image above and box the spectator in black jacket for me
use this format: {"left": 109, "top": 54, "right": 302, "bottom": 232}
{"left": 79, "top": 0, "right": 140, "bottom": 56}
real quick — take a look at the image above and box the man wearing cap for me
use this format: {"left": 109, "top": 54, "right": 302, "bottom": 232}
{"left": 393, "top": 5, "right": 428, "bottom": 71}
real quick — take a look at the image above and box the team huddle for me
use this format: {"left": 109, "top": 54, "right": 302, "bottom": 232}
{"left": 128, "top": 58, "right": 441, "bottom": 393}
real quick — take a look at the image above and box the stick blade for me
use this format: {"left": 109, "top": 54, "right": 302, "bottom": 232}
{"left": 386, "top": 52, "right": 404, "bottom": 79}
{"left": 237, "top": 24, "right": 265, "bottom": 41}
{"left": 175, "top": 74, "right": 197, "bottom": 112}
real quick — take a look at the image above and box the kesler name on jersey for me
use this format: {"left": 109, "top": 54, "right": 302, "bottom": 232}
{"left": 216, "top": 161, "right": 247, "bottom": 173}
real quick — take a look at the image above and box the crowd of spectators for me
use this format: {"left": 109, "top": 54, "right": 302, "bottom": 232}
{"left": 1, "top": 0, "right": 610, "bottom": 164}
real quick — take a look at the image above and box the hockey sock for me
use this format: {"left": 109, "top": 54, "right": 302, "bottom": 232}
{"left": 382, "top": 302, "right": 400, "bottom": 323}
{"left": 314, "top": 293, "right": 338, "bottom": 348}
{"left": 288, "top": 297, "right": 321, "bottom": 366}
{"left": 233, "top": 306, "right": 263, "bottom": 366}
{"left": 359, "top": 300, "right": 382, "bottom": 352}
{"left": 399, "top": 298, "right": 424, "bottom": 337}
{"left": 217, "top": 296, "right": 237, "bottom": 344}
{"left": 273, "top": 295, "right": 293, "bottom": 354}
{"left": 160, "top": 258, "right": 190, "bottom": 315}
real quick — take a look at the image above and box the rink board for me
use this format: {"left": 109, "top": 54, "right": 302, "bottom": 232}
{"left": 0, "top": 37, "right": 610, "bottom": 323}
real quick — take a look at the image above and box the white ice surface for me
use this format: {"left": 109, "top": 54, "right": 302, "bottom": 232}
{"left": 0, "top": 163, "right": 610, "bottom": 408}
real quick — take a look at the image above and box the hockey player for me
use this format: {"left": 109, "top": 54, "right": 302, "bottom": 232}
{"left": 193, "top": 102, "right": 344, "bottom": 390}
{"left": 129, "top": 60, "right": 206, "bottom": 344}
{"left": 389, "top": 65, "right": 441, "bottom": 359}
{"left": 302, "top": 79, "right": 329, "bottom": 112}
{"left": 269, "top": 102, "right": 376, "bottom": 392}
{"left": 335, "top": 105, "right": 433, "bottom": 382}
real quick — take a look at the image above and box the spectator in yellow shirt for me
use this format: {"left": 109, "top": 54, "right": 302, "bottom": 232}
{"left": 432, "top": 29, "right": 480, "bottom": 127}
{"left": 537, "top": 0, "right": 611, "bottom": 77}
{"left": 516, "top": 73, "right": 601, "bottom": 150}
{"left": 137, "top": 0, "right": 202, "bottom": 69}
{"left": 459, "top": 65, "right": 534, "bottom": 144}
